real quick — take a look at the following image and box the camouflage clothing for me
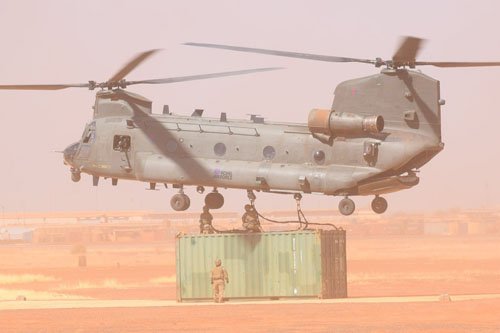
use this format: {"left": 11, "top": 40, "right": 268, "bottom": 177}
{"left": 199, "top": 210, "right": 214, "bottom": 234}
{"left": 212, "top": 280, "right": 226, "bottom": 302}
{"left": 202, "top": 223, "right": 215, "bottom": 234}
{"left": 211, "top": 259, "right": 229, "bottom": 303}
{"left": 242, "top": 208, "right": 263, "bottom": 232}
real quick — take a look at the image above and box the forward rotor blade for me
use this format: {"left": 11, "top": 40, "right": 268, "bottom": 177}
{"left": 184, "top": 42, "right": 375, "bottom": 65}
{"left": 392, "top": 36, "right": 425, "bottom": 64}
{"left": 108, "top": 49, "right": 160, "bottom": 83}
{"left": 0, "top": 83, "right": 89, "bottom": 90}
{"left": 415, "top": 61, "right": 500, "bottom": 67}
{"left": 126, "top": 67, "right": 283, "bottom": 86}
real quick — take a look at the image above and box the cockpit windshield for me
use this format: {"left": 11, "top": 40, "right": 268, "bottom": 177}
{"left": 83, "top": 129, "right": 96, "bottom": 144}
{"left": 81, "top": 122, "right": 96, "bottom": 144}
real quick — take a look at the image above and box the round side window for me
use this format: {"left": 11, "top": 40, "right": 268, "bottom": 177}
{"left": 166, "top": 140, "right": 178, "bottom": 153}
{"left": 314, "top": 150, "right": 325, "bottom": 164}
{"left": 214, "top": 142, "right": 227, "bottom": 156}
{"left": 263, "top": 146, "right": 276, "bottom": 160}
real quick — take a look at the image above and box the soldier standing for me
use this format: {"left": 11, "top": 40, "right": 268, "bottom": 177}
{"left": 211, "top": 258, "right": 229, "bottom": 303}
{"left": 242, "top": 204, "right": 263, "bottom": 232}
{"left": 199, "top": 205, "right": 215, "bottom": 234}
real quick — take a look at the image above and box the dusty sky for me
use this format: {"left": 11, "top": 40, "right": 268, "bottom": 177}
{"left": 0, "top": 0, "right": 498, "bottom": 214}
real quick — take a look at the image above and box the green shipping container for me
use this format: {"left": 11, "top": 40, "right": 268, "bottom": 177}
{"left": 176, "top": 230, "right": 347, "bottom": 301}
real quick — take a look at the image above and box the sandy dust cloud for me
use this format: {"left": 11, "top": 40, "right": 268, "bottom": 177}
{"left": 0, "top": 0, "right": 499, "bottom": 331}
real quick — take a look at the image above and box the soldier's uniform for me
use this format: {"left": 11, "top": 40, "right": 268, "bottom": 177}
{"left": 202, "top": 224, "right": 214, "bottom": 234}
{"left": 199, "top": 206, "right": 215, "bottom": 234}
{"left": 211, "top": 259, "right": 229, "bottom": 303}
{"left": 242, "top": 205, "right": 263, "bottom": 232}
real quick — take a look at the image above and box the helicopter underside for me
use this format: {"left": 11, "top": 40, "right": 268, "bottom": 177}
{"left": 348, "top": 174, "right": 420, "bottom": 196}
{"left": 65, "top": 148, "right": 431, "bottom": 217}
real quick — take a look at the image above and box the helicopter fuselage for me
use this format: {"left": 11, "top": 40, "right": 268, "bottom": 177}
{"left": 64, "top": 68, "right": 444, "bottom": 211}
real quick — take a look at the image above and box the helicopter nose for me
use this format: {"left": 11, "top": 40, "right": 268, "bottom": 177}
{"left": 63, "top": 142, "right": 79, "bottom": 165}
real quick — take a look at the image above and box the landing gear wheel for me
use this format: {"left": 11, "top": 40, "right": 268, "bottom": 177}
{"left": 205, "top": 192, "right": 224, "bottom": 209}
{"left": 339, "top": 198, "right": 355, "bottom": 216}
{"left": 371, "top": 196, "right": 388, "bottom": 214}
{"left": 71, "top": 172, "right": 81, "bottom": 182}
{"left": 171, "top": 194, "right": 190, "bottom": 211}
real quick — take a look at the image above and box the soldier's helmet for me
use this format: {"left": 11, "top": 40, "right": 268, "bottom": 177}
{"left": 215, "top": 258, "right": 222, "bottom": 266}
{"left": 244, "top": 204, "right": 253, "bottom": 212}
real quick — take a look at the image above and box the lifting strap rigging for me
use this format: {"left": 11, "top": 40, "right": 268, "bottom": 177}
{"left": 250, "top": 193, "right": 338, "bottom": 231}
{"left": 206, "top": 192, "right": 339, "bottom": 234}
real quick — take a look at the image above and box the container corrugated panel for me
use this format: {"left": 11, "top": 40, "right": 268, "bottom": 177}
{"left": 320, "top": 230, "right": 347, "bottom": 298}
{"left": 176, "top": 230, "right": 346, "bottom": 301}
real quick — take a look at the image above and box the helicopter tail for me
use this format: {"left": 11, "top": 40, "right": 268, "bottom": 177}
{"left": 331, "top": 69, "right": 442, "bottom": 143}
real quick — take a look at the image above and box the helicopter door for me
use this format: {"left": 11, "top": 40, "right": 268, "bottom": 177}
{"left": 112, "top": 135, "right": 133, "bottom": 172}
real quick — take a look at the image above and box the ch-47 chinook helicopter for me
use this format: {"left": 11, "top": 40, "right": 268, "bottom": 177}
{"left": 2, "top": 38, "right": 499, "bottom": 216}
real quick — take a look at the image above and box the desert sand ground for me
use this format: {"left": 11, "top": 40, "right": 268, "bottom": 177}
{"left": 1, "top": 234, "right": 499, "bottom": 332}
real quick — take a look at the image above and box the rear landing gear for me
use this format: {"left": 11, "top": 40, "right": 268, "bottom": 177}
{"left": 205, "top": 190, "right": 224, "bottom": 209}
{"left": 371, "top": 196, "right": 388, "bottom": 214}
{"left": 339, "top": 197, "right": 355, "bottom": 216}
{"left": 171, "top": 192, "right": 190, "bottom": 211}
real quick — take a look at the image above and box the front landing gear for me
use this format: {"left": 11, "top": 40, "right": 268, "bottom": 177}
{"left": 339, "top": 197, "right": 355, "bottom": 216}
{"left": 71, "top": 172, "right": 81, "bottom": 182}
{"left": 371, "top": 196, "right": 388, "bottom": 214}
{"left": 70, "top": 168, "right": 80, "bottom": 182}
{"left": 171, "top": 192, "right": 190, "bottom": 211}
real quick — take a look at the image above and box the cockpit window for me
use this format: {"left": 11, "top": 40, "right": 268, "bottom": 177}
{"left": 113, "top": 135, "right": 131, "bottom": 152}
{"left": 83, "top": 128, "right": 96, "bottom": 144}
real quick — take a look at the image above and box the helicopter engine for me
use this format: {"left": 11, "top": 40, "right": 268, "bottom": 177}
{"left": 308, "top": 109, "right": 384, "bottom": 137}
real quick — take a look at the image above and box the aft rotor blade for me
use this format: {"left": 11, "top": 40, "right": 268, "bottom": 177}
{"left": 415, "top": 61, "right": 500, "bottom": 67}
{"left": 0, "top": 83, "right": 89, "bottom": 90}
{"left": 126, "top": 67, "right": 283, "bottom": 86}
{"left": 184, "top": 42, "right": 375, "bottom": 65}
{"left": 392, "top": 36, "right": 425, "bottom": 64}
{"left": 108, "top": 49, "right": 160, "bottom": 83}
